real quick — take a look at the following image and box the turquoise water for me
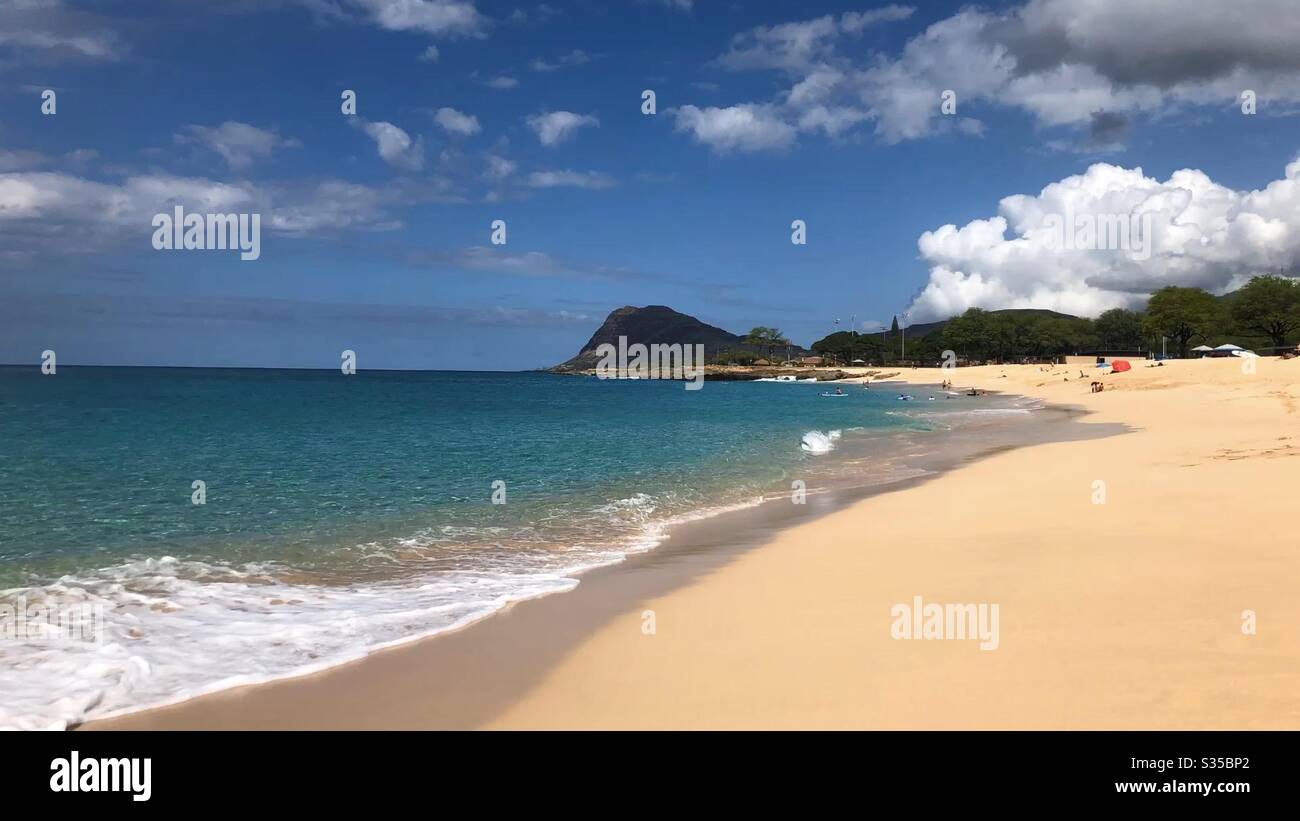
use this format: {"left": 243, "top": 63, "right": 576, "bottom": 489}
{"left": 0, "top": 366, "right": 935, "bottom": 728}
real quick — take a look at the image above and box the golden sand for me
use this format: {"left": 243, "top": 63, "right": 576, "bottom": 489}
{"left": 480, "top": 357, "right": 1300, "bottom": 728}
{"left": 90, "top": 357, "right": 1300, "bottom": 729}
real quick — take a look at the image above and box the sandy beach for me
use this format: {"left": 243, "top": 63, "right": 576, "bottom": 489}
{"left": 89, "top": 356, "right": 1300, "bottom": 730}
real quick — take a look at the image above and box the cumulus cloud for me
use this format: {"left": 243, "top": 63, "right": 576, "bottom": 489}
{"left": 884, "top": 0, "right": 1300, "bottom": 139}
{"left": 417, "top": 45, "right": 439, "bottom": 62}
{"left": 483, "top": 75, "right": 518, "bottom": 89}
{"left": 684, "top": 0, "right": 1300, "bottom": 150}
{"left": 672, "top": 8, "right": 912, "bottom": 151}
{"left": 175, "top": 122, "right": 301, "bottom": 170}
{"left": 433, "top": 107, "right": 481, "bottom": 136}
{"left": 670, "top": 104, "right": 796, "bottom": 153}
{"left": 526, "top": 111, "right": 598, "bottom": 146}
{"left": 906, "top": 159, "right": 1300, "bottom": 321}
{"left": 358, "top": 120, "right": 425, "bottom": 170}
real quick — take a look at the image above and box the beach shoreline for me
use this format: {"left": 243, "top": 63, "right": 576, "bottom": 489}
{"left": 87, "top": 358, "right": 1300, "bottom": 730}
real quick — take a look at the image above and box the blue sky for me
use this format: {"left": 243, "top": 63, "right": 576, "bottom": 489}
{"left": 4, "top": 0, "right": 1300, "bottom": 369}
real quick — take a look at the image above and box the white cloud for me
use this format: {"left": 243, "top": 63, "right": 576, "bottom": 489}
{"left": 433, "top": 107, "right": 481, "bottom": 136}
{"left": 717, "top": 8, "right": 913, "bottom": 73}
{"left": 484, "top": 75, "right": 518, "bottom": 89}
{"left": 359, "top": 120, "right": 425, "bottom": 170}
{"left": 267, "top": 179, "right": 404, "bottom": 234}
{"left": 417, "top": 45, "right": 440, "bottom": 62}
{"left": 840, "top": 7, "right": 915, "bottom": 33}
{"left": 695, "top": 0, "right": 1300, "bottom": 149}
{"left": 176, "top": 122, "right": 301, "bottom": 170}
{"left": 529, "top": 48, "right": 589, "bottom": 72}
{"left": 483, "top": 154, "right": 516, "bottom": 179}
{"left": 506, "top": 4, "right": 561, "bottom": 26}
{"left": 344, "top": 0, "right": 486, "bottom": 37}
{"left": 796, "top": 105, "right": 870, "bottom": 137}
{"left": 906, "top": 159, "right": 1300, "bottom": 321}
{"left": 451, "top": 247, "right": 568, "bottom": 276}
{"left": 526, "top": 111, "right": 599, "bottom": 146}
{"left": 670, "top": 8, "right": 913, "bottom": 151}
{"left": 0, "top": 0, "right": 123, "bottom": 61}
{"left": 525, "top": 169, "right": 615, "bottom": 189}
{"left": 0, "top": 172, "right": 253, "bottom": 225}
{"left": 0, "top": 170, "right": 407, "bottom": 260}
{"left": 862, "top": 0, "right": 1300, "bottom": 140}
{"left": 671, "top": 104, "right": 796, "bottom": 153}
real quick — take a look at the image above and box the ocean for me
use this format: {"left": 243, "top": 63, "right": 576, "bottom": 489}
{"left": 0, "top": 366, "right": 1036, "bottom": 729}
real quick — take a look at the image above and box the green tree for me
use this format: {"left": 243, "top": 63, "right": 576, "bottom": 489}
{"left": 811, "top": 331, "right": 854, "bottom": 364}
{"left": 1230, "top": 274, "right": 1300, "bottom": 348}
{"left": 939, "top": 308, "right": 992, "bottom": 362}
{"left": 742, "top": 326, "right": 790, "bottom": 359}
{"left": 716, "top": 349, "right": 759, "bottom": 365}
{"left": 1142, "top": 286, "right": 1221, "bottom": 357}
{"left": 1094, "top": 308, "right": 1143, "bottom": 350}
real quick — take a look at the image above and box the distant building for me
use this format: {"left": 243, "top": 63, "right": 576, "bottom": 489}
{"left": 798, "top": 356, "right": 825, "bottom": 366}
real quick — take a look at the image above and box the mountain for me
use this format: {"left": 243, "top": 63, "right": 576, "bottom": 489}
{"left": 552, "top": 305, "right": 1091, "bottom": 373}
{"left": 549, "top": 305, "right": 803, "bottom": 371}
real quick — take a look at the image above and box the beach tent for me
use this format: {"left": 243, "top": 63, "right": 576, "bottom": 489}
{"left": 1110, "top": 359, "right": 1132, "bottom": 373}
{"left": 851, "top": 359, "right": 866, "bottom": 364}
{"left": 1214, "top": 344, "right": 1244, "bottom": 352}
{"left": 1191, "top": 345, "right": 1214, "bottom": 352}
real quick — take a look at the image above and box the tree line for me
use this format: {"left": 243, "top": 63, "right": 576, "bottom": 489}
{"left": 805, "top": 276, "right": 1300, "bottom": 365}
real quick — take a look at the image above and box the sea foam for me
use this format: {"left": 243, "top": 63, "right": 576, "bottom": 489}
{"left": 800, "top": 429, "right": 842, "bottom": 454}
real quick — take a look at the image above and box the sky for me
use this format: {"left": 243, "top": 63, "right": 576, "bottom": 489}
{"left": 4, "top": 0, "right": 1300, "bottom": 369}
